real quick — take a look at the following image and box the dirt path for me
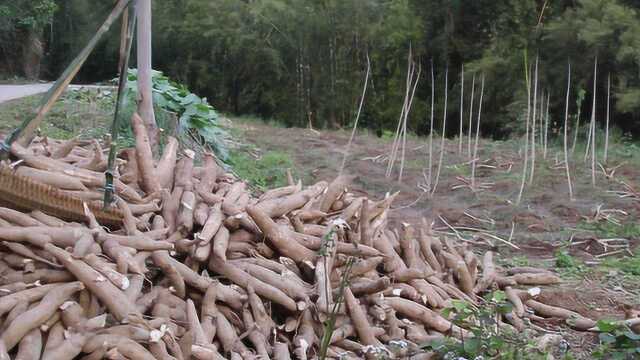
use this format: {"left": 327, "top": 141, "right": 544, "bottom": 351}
{"left": 0, "top": 83, "right": 53, "bottom": 103}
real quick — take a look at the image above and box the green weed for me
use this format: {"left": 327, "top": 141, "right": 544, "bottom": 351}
{"left": 554, "top": 250, "right": 589, "bottom": 278}
{"left": 591, "top": 319, "right": 640, "bottom": 359}
{"left": 422, "top": 291, "right": 564, "bottom": 359}
{"left": 228, "top": 150, "right": 293, "bottom": 191}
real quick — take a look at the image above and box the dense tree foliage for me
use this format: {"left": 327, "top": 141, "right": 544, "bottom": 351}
{"left": 4, "top": 0, "right": 640, "bottom": 138}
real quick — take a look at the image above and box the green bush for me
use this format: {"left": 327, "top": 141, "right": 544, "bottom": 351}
{"left": 123, "top": 69, "right": 229, "bottom": 160}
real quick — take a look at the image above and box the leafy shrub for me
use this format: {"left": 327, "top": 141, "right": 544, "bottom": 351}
{"left": 123, "top": 69, "right": 229, "bottom": 160}
{"left": 423, "top": 291, "right": 554, "bottom": 359}
{"left": 592, "top": 320, "right": 640, "bottom": 359}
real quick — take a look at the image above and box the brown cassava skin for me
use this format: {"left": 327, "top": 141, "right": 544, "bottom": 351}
{"left": 0, "top": 283, "right": 58, "bottom": 317}
{"left": 83, "top": 335, "right": 156, "bottom": 360}
{"left": 84, "top": 253, "right": 130, "bottom": 290}
{"left": 51, "top": 137, "right": 80, "bottom": 159}
{"left": 208, "top": 255, "right": 297, "bottom": 312}
{"left": 505, "top": 286, "right": 525, "bottom": 317}
{"left": 258, "top": 181, "right": 301, "bottom": 202}
{"left": 156, "top": 136, "right": 179, "bottom": 190}
{"left": 152, "top": 251, "right": 186, "bottom": 299}
{"left": 128, "top": 200, "right": 161, "bottom": 216}
{"left": 212, "top": 225, "right": 230, "bottom": 261}
{"left": 44, "top": 244, "right": 140, "bottom": 322}
{"left": 119, "top": 148, "right": 140, "bottom": 184}
{"left": 15, "top": 166, "right": 87, "bottom": 191}
{"left": 167, "top": 256, "right": 246, "bottom": 310}
{"left": 234, "top": 262, "right": 311, "bottom": 301}
{"left": 247, "top": 205, "right": 316, "bottom": 263}
{"left": 0, "top": 207, "right": 43, "bottom": 227}
{"left": 177, "top": 190, "right": 196, "bottom": 233}
{"left": 29, "top": 210, "right": 66, "bottom": 227}
{"left": 193, "top": 202, "right": 209, "bottom": 227}
{"left": 247, "top": 285, "right": 276, "bottom": 339}
{"left": 175, "top": 151, "right": 195, "bottom": 190}
{"left": 2, "top": 281, "right": 84, "bottom": 351}
{"left": 473, "top": 251, "right": 496, "bottom": 293}
{"left": 319, "top": 175, "right": 351, "bottom": 213}
{"left": 41, "top": 321, "right": 65, "bottom": 358}
{"left": 256, "top": 181, "right": 327, "bottom": 218}
{"left": 215, "top": 311, "right": 251, "bottom": 356}
{"left": 97, "top": 232, "right": 173, "bottom": 251}
{"left": 343, "top": 287, "right": 381, "bottom": 350}
{"left": 163, "top": 187, "right": 183, "bottom": 233}
{"left": 198, "top": 203, "right": 223, "bottom": 245}
{"left": 131, "top": 112, "right": 161, "bottom": 194}
{"left": 195, "top": 153, "right": 218, "bottom": 195}
{"left": 386, "top": 297, "right": 469, "bottom": 337}
{"left": 242, "top": 308, "right": 271, "bottom": 359}
{"left": 293, "top": 308, "right": 315, "bottom": 360}
{"left": 273, "top": 342, "right": 292, "bottom": 360}
{"left": 512, "top": 273, "right": 561, "bottom": 285}
{"left": 348, "top": 276, "right": 391, "bottom": 296}
{"left": 15, "top": 327, "right": 42, "bottom": 360}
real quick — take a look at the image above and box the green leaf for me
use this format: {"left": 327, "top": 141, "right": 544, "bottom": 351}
{"left": 596, "top": 320, "right": 619, "bottom": 333}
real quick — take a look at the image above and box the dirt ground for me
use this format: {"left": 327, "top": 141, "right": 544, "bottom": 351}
{"left": 229, "top": 117, "right": 640, "bottom": 357}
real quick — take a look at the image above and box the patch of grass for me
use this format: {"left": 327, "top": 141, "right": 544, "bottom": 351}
{"left": 577, "top": 220, "right": 640, "bottom": 240}
{"left": 228, "top": 150, "right": 294, "bottom": 191}
{"left": 0, "top": 90, "right": 114, "bottom": 140}
{"left": 601, "top": 251, "right": 640, "bottom": 276}
{"left": 554, "top": 250, "right": 589, "bottom": 278}
{"left": 506, "top": 255, "right": 531, "bottom": 267}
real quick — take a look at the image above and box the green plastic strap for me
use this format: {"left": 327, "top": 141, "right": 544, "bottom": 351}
{"left": 104, "top": 0, "right": 138, "bottom": 208}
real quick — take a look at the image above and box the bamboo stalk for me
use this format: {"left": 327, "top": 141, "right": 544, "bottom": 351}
{"left": 563, "top": 62, "right": 574, "bottom": 200}
{"left": 516, "top": 56, "right": 532, "bottom": 205}
{"left": 431, "top": 66, "right": 448, "bottom": 195}
{"left": 604, "top": 73, "right": 611, "bottom": 164}
{"left": 386, "top": 47, "right": 414, "bottom": 178}
{"left": 589, "top": 57, "right": 598, "bottom": 187}
{"left": 339, "top": 53, "right": 371, "bottom": 176}
{"left": 470, "top": 75, "right": 485, "bottom": 190}
{"left": 426, "top": 59, "right": 435, "bottom": 190}
{"left": 458, "top": 64, "right": 464, "bottom": 154}
{"left": 543, "top": 91, "right": 550, "bottom": 159}
{"left": 529, "top": 55, "right": 539, "bottom": 184}
{"left": 467, "top": 74, "right": 476, "bottom": 158}
{"left": 399, "top": 63, "right": 422, "bottom": 183}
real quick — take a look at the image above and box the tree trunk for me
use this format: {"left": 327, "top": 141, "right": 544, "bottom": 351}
{"left": 22, "top": 30, "right": 43, "bottom": 80}
{"left": 136, "top": 0, "right": 159, "bottom": 151}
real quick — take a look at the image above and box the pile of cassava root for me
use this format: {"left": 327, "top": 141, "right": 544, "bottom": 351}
{"left": 0, "top": 118, "right": 634, "bottom": 359}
